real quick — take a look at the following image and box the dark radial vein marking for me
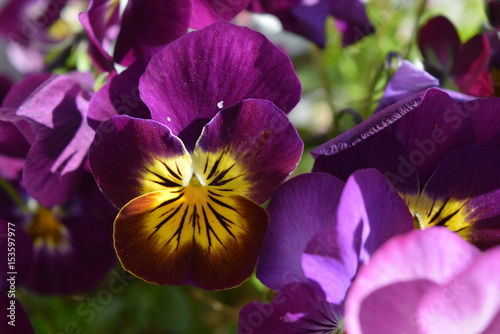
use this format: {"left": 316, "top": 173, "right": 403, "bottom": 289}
{"left": 148, "top": 168, "right": 181, "bottom": 188}
{"left": 201, "top": 205, "right": 225, "bottom": 251}
{"left": 206, "top": 155, "right": 222, "bottom": 180}
{"left": 160, "top": 161, "right": 182, "bottom": 181}
{"left": 149, "top": 203, "right": 184, "bottom": 238}
{"left": 435, "top": 201, "right": 467, "bottom": 227}
{"left": 151, "top": 193, "right": 184, "bottom": 212}
{"left": 429, "top": 197, "right": 450, "bottom": 223}
{"left": 206, "top": 202, "right": 236, "bottom": 239}
{"left": 164, "top": 206, "right": 190, "bottom": 250}
{"left": 208, "top": 195, "right": 236, "bottom": 211}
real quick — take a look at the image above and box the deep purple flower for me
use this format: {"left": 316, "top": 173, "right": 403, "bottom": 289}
{"left": 0, "top": 174, "right": 117, "bottom": 295}
{"left": 239, "top": 169, "right": 413, "bottom": 333}
{"left": 418, "top": 15, "right": 492, "bottom": 97}
{"left": 0, "top": 72, "right": 96, "bottom": 207}
{"left": 313, "top": 88, "right": 500, "bottom": 249}
{"left": 89, "top": 22, "right": 303, "bottom": 290}
{"left": 190, "top": 0, "right": 251, "bottom": 29}
{"left": 345, "top": 227, "right": 500, "bottom": 334}
{"left": 248, "top": 0, "right": 375, "bottom": 47}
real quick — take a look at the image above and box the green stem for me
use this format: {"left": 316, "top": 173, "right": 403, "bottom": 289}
{"left": 0, "top": 178, "right": 28, "bottom": 213}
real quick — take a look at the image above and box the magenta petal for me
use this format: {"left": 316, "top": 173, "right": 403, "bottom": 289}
{"left": 89, "top": 115, "right": 188, "bottom": 208}
{"left": 196, "top": 99, "right": 303, "bottom": 204}
{"left": 345, "top": 227, "right": 481, "bottom": 334}
{"left": 114, "top": 0, "right": 190, "bottom": 66}
{"left": 190, "top": 0, "right": 250, "bottom": 29}
{"left": 418, "top": 16, "right": 461, "bottom": 75}
{"left": 416, "top": 247, "right": 500, "bottom": 334}
{"left": 256, "top": 173, "right": 344, "bottom": 290}
{"left": 468, "top": 98, "right": 500, "bottom": 148}
{"left": 139, "top": 21, "right": 301, "bottom": 150}
{"left": 302, "top": 169, "right": 413, "bottom": 304}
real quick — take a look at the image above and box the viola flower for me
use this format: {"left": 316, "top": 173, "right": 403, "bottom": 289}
{"left": 88, "top": 22, "right": 303, "bottom": 290}
{"left": 313, "top": 88, "right": 500, "bottom": 249}
{"left": 79, "top": 0, "right": 191, "bottom": 70}
{"left": 0, "top": 174, "right": 118, "bottom": 295}
{"left": 345, "top": 227, "right": 500, "bottom": 334}
{"left": 238, "top": 169, "right": 413, "bottom": 333}
{"left": 0, "top": 72, "right": 96, "bottom": 207}
{"left": 418, "top": 15, "right": 492, "bottom": 97}
{"left": 248, "top": 0, "right": 375, "bottom": 47}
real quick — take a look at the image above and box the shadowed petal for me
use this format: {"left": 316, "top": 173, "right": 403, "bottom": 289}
{"left": 238, "top": 282, "right": 343, "bottom": 334}
{"left": 302, "top": 169, "right": 413, "bottom": 304}
{"left": 195, "top": 99, "right": 303, "bottom": 204}
{"left": 89, "top": 115, "right": 191, "bottom": 208}
{"left": 114, "top": 190, "right": 268, "bottom": 290}
{"left": 139, "top": 21, "right": 301, "bottom": 150}
{"left": 190, "top": 0, "right": 250, "bottom": 29}
{"left": 114, "top": 0, "right": 191, "bottom": 66}
{"left": 256, "top": 173, "right": 344, "bottom": 290}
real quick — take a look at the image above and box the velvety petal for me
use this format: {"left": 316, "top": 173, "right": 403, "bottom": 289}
{"left": 247, "top": 0, "right": 299, "bottom": 13}
{"left": 345, "top": 227, "right": 481, "bottom": 334}
{"left": 418, "top": 16, "right": 461, "bottom": 76}
{"left": 0, "top": 220, "right": 33, "bottom": 292}
{"left": 114, "top": 0, "right": 190, "bottom": 66}
{"left": 302, "top": 169, "right": 413, "bottom": 304}
{"left": 0, "top": 120, "right": 30, "bottom": 158}
{"left": 89, "top": 115, "right": 191, "bottom": 208}
{"left": 313, "top": 132, "right": 420, "bottom": 205}
{"left": 452, "top": 34, "right": 490, "bottom": 94}
{"left": 87, "top": 54, "right": 151, "bottom": 130}
{"left": 256, "top": 173, "right": 344, "bottom": 290}
{"left": 285, "top": 1, "right": 330, "bottom": 47}
{"left": 78, "top": 0, "right": 119, "bottom": 68}
{"left": 238, "top": 282, "right": 343, "bottom": 334}
{"left": 376, "top": 60, "right": 439, "bottom": 112}
{"left": 329, "top": 0, "right": 375, "bottom": 46}
{"left": 414, "top": 145, "right": 500, "bottom": 249}
{"left": 0, "top": 295, "right": 34, "bottom": 334}
{"left": 416, "top": 246, "right": 500, "bottom": 333}
{"left": 194, "top": 99, "right": 303, "bottom": 204}
{"left": 21, "top": 174, "right": 117, "bottom": 294}
{"left": 139, "top": 21, "right": 301, "bottom": 150}
{"left": 190, "top": 0, "right": 250, "bottom": 29}
{"left": 385, "top": 89, "right": 475, "bottom": 185}
{"left": 18, "top": 74, "right": 95, "bottom": 206}
{"left": 468, "top": 97, "right": 500, "bottom": 148}
{"left": 114, "top": 190, "right": 268, "bottom": 290}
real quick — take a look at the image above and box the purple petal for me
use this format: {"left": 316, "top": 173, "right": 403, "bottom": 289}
{"left": 418, "top": 16, "right": 461, "bottom": 75}
{"left": 415, "top": 145, "right": 500, "bottom": 250}
{"left": 21, "top": 174, "right": 117, "bottom": 294}
{"left": 302, "top": 169, "right": 413, "bottom": 304}
{"left": 329, "top": 0, "right": 375, "bottom": 46}
{"left": 468, "top": 97, "right": 500, "bottom": 148}
{"left": 114, "top": 0, "right": 191, "bottom": 66}
{"left": 256, "top": 173, "right": 344, "bottom": 290}
{"left": 139, "top": 21, "right": 301, "bottom": 150}
{"left": 238, "top": 282, "right": 343, "bottom": 334}
{"left": 345, "top": 227, "right": 481, "bottom": 334}
{"left": 190, "top": 0, "right": 250, "bottom": 29}
{"left": 416, "top": 246, "right": 500, "bottom": 333}
{"left": 87, "top": 54, "right": 151, "bottom": 130}
{"left": 18, "top": 73, "right": 95, "bottom": 206}
{"left": 89, "top": 115, "right": 190, "bottom": 208}
{"left": 195, "top": 99, "right": 303, "bottom": 204}
{"left": 384, "top": 89, "right": 475, "bottom": 185}
{"left": 78, "top": 0, "right": 118, "bottom": 69}
{"left": 376, "top": 60, "right": 439, "bottom": 112}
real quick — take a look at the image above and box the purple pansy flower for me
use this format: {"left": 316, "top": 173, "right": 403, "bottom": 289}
{"left": 0, "top": 174, "right": 117, "bottom": 295}
{"left": 345, "top": 227, "right": 500, "bottom": 334}
{"left": 418, "top": 15, "right": 492, "bottom": 97}
{"left": 89, "top": 22, "right": 303, "bottom": 290}
{"left": 248, "top": 0, "right": 375, "bottom": 47}
{"left": 313, "top": 88, "right": 500, "bottom": 250}
{"left": 0, "top": 72, "right": 96, "bottom": 207}
{"left": 239, "top": 169, "right": 413, "bottom": 333}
